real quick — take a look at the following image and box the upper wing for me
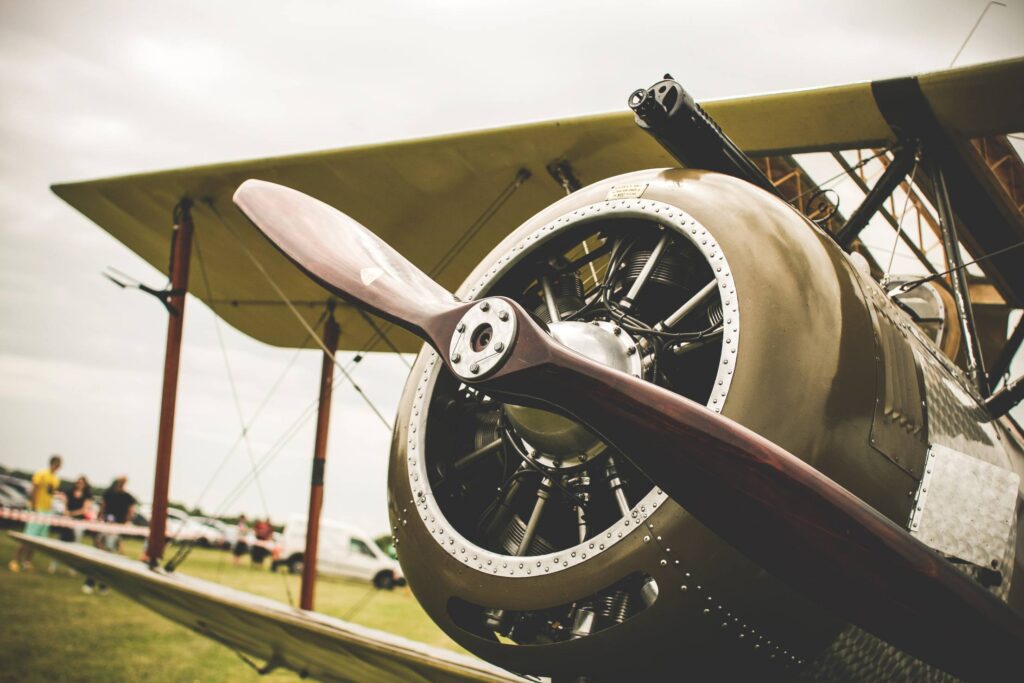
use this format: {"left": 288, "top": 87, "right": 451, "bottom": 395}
{"left": 13, "top": 533, "right": 527, "bottom": 683}
{"left": 51, "top": 59, "right": 1023, "bottom": 350}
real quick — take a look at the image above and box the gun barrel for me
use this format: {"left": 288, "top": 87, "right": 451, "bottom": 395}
{"left": 629, "top": 77, "right": 781, "bottom": 199}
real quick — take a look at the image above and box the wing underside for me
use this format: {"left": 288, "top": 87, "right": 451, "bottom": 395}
{"left": 12, "top": 533, "right": 526, "bottom": 683}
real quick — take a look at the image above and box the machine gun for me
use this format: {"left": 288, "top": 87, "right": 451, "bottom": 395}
{"left": 629, "top": 75, "right": 782, "bottom": 200}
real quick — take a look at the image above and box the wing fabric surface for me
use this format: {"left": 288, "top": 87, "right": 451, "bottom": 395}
{"left": 12, "top": 533, "right": 526, "bottom": 683}
{"left": 50, "top": 59, "right": 1024, "bottom": 350}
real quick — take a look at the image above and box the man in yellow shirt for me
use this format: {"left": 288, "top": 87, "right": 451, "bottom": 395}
{"left": 9, "top": 454, "right": 62, "bottom": 572}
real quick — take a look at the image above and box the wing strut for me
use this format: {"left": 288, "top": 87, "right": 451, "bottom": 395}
{"left": 301, "top": 301, "right": 341, "bottom": 610}
{"left": 148, "top": 199, "right": 195, "bottom": 566}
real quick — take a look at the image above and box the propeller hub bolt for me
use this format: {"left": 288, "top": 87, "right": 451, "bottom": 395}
{"left": 497, "top": 310, "right": 509, "bottom": 321}
{"left": 456, "top": 322, "right": 466, "bottom": 333}
{"left": 470, "top": 363, "right": 480, "bottom": 374}
{"left": 479, "top": 301, "right": 490, "bottom": 312}
{"left": 451, "top": 352, "right": 462, "bottom": 363}
{"left": 493, "top": 341, "right": 505, "bottom": 352}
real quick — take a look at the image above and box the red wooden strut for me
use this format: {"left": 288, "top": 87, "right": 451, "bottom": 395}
{"left": 300, "top": 304, "right": 340, "bottom": 610}
{"left": 147, "top": 201, "right": 194, "bottom": 565}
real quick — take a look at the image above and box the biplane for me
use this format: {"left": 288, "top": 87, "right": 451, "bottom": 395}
{"left": 19, "top": 57, "right": 1024, "bottom": 681}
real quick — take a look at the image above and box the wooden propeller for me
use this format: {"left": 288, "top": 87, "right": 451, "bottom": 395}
{"left": 234, "top": 179, "right": 1022, "bottom": 679}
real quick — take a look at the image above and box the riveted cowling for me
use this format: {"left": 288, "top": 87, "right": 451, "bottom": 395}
{"left": 386, "top": 168, "right": 925, "bottom": 679}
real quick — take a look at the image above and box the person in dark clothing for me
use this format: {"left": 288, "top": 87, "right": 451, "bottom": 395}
{"left": 63, "top": 476, "right": 93, "bottom": 543}
{"left": 84, "top": 476, "right": 136, "bottom": 595}
{"left": 101, "top": 477, "right": 136, "bottom": 529}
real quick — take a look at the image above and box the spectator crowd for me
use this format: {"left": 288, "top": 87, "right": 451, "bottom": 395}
{"left": 4, "top": 454, "right": 280, "bottom": 580}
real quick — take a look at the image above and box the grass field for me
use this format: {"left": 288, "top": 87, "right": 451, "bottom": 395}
{"left": 0, "top": 533, "right": 463, "bottom": 682}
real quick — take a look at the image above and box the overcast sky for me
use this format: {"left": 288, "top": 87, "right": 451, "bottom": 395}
{"left": 1, "top": 0, "right": 1022, "bottom": 535}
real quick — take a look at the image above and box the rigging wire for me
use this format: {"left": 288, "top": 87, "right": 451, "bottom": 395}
{"left": 209, "top": 398, "right": 322, "bottom": 518}
{"left": 188, "top": 312, "right": 323, "bottom": 514}
{"left": 334, "top": 168, "right": 532, "bottom": 363}
{"left": 430, "top": 168, "right": 531, "bottom": 278}
{"left": 787, "top": 147, "right": 893, "bottom": 205}
{"left": 164, "top": 393, "right": 322, "bottom": 573}
{"left": 893, "top": 239, "right": 1024, "bottom": 295}
{"left": 194, "top": 231, "right": 274, "bottom": 523}
{"left": 204, "top": 200, "right": 393, "bottom": 431}
{"left": 168, "top": 336, "right": 385, "bottom": 574}
{"left": 356, "top": 309, "right": 410, "bottom": 368}
{"left": 206, "top": 298, "right": 330, "bottom": 308}
{"left": 342, "top": 583, "right": 381, "bottom": 622}
{"left": 882, "top": 158, "right": 921, "bottom": 284}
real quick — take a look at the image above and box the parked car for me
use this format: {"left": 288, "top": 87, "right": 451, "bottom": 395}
{"left": 195, "top": 517, "right": 234, "bottom": 549}
{"left": 0, "top": 475, "right": 31, "bottom": 509}
{"left": 274, "top": 514, "right": 404, "bottom": 589}
{"left": 0, "top": 485, "right": 28, "bottom": 510}
{"left": 135, "top": 505, "right": 207, "bottom": 543}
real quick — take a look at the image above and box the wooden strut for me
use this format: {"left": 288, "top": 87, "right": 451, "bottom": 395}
{"left": 147, "top": 200, "right": 194, "bottom": 566}
{"left": 300, "top": 303, "right": 340, "bottom": 610}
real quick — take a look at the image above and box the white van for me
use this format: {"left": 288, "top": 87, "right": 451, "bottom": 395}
{"left": 275, "top": 514, "right": 404, "bottom": 589}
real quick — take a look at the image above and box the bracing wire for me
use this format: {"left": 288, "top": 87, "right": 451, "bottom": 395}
{"left": 164, "top": 392, "right": 322, "bottom": 574}
{"left": 208, "top": 397, "right": 322, "bottom": 520}
{"left": 883, "top": 159, "right": 921, "bottom": 283}
{"left": 204, "top": 200, "right": 393, "bottom": 431}
{"left": 356, "top": 309, "right": 410, "bottom": 367}
{"left": 342, "top": 582, "right": 380, "bottom": 622}
{"left": 164, "top": 342, "right": 364, "bottom": 573}
{"left": 429, "top": 168, "right": 530, "bottom": 278}
{"left": 167, "top": 342, "right": 383, "bottom": 572}
{"left": 787, "top": 147, "right": 893, "bottom": 205}
{"left": 188, "top": 311, "right": 323, "bottom": 514}
{"left": 194, "top": 232, "right": 275, "bottom": 522}
{"left": 331, "top": 168, "right": 531, "bottom": 363}
{"left": 895, "top": 239, "right": 1024, "bottom": 295}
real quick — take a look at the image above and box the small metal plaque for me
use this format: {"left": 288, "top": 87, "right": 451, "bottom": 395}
{"left": 909, "top": 444, "right": 1019, "bottom": 570}
{"left": 605, "top": 183, "right": 648, "bottom": 200}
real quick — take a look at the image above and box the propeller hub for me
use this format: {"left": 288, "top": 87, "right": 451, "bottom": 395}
{"left": 448, "top": 298, "right": 517, "bottom": 380}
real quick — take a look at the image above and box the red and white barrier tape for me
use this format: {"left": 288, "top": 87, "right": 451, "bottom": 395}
{"left": 0, "top": 507, "right": 277, "bottom": 549}
{"left": 1, "top": 507, "right": 147, "bottom": 536}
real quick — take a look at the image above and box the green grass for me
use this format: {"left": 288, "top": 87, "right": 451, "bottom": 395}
{"left": 0, "top": 533, "right": 462, "bottom": 682}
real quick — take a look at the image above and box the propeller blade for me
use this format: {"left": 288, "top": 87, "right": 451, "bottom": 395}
{"left": 232, "top": 179, "right": 1021, "bottom": 678}
{"left": 233, "top": 179, "right": 465, "bottom": 348}
{"left": 483, "top": 323, "right": 1022, "bottom": 679}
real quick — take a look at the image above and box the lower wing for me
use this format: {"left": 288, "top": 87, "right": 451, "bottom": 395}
{"left": 11, "top": 532, "right": 527, "bottom": 683}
